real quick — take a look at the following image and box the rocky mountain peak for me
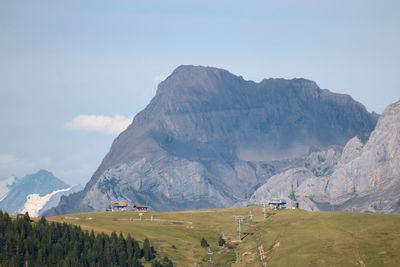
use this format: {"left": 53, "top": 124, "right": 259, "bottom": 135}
{"left": 46, "top": 66, "right": 379, "bottom": 215}
{"left": 0, "top": 170, "right": 71, "bottom": 216}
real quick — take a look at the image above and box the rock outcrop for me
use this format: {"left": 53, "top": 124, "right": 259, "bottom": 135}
{"left": 251, "top": 100, "right": 400, "bottom": 213}
{"left": 297, "top": 100, "right": 400, "bottom": 213}
{"left": 247, "top": 147, "right": 341, "bottom": 206}
{"left": 46, "top": 65, "right": 378, "bottom": 215}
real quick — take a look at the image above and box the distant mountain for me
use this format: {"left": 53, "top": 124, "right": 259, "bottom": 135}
{"left": 39, "top": 184, "right": 83, "bottom": 215}
{"left": 0, "top": 176, "right": 16, "bottom": 202}
{"left": 251, "top": 100, "right": 400, "bottom": 213}
{"left": 0, "top": 170, "right": 80, "bottom": 216}
{"left": 46, "top": 65, "right": 378, "bottom": 215}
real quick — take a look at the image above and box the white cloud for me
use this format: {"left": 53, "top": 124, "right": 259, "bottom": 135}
{"left": 65, "top": 115, "right": 132, "bottom": 135}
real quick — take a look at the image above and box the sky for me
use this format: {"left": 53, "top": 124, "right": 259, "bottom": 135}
{"left": 0, "top": 0, "right": 399, "bottom": 186}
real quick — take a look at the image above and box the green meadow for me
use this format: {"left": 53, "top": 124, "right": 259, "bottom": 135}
{"left": 49, "top": 207, "right": 400, "bottom": 266}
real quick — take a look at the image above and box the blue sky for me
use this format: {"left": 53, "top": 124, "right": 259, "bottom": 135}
{"left": 0, "top": 0, "right": 399, "bottom": 185}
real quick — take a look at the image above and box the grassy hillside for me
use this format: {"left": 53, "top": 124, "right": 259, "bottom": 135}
{"left": 49, "top": 207, "right": 400, "bottom": 266}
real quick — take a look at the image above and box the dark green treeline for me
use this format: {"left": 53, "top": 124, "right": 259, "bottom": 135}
{"left": 0, "top": 211, "right": 173, "bottom": 267}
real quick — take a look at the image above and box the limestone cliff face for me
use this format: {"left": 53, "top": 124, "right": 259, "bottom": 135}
{"left": 247, "top": 147, "right": 341, "bottom": 207}
{"left": 301, "top": 100, "right": 400, "bottom": 213}
{"left": 251, "top": 100, "right": 400, "bottom": 213}
{"left": 46, "top": 65, "right": 378, "bottom": 215}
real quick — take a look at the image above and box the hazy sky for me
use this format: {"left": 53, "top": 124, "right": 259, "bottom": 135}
{"left": 1, "top": 0, "right": 399, "bottom": 185}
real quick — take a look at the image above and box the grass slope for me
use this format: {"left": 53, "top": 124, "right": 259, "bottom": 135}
{"left": 49, "top": 207, "right": 400, "bottom": 266}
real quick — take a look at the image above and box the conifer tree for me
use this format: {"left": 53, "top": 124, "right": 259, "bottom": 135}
{"left": 143, "top": 238, "right": 154, "bottom": 261}
{"left": 218, "top": 235, "right": 226, "bottom": 246}
{"left": 24, "top": 211, "right": 30, "bottom": 223}
{"left": 0, "top": 209, "right": 172, "bottom": 266}
{"left": 200, "top": 237, "right": 209, "bottom": 247}
{"left": 163, "top": 256, "right": 174, "bottom": 267}
{"left": 152, "top": 259, "right": 161, "bottom": 267}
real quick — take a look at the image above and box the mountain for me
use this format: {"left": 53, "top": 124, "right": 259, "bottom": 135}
{"left": 39, "top": 184, "right": 83, "bottom": 215}
{"left": 248, "top": 147, "right": 342, "bottom": 207}
{"left": 46, "top": 65, "right": 378, "bottom": 215}
{"left": 0, "top": 170, "right": 79, "bottom": 216}
{"left": 251, "top": 100, "right": 400, "bottom": 213}
{"left": 0, "top": 176, "right": 16, "bottom": 202}
{"left": 297, "top": 100, "right": 400, "bottom": 213}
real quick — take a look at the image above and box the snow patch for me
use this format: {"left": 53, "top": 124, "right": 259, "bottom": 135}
{"left": 21, "top": 188, "right": 71, "bottom": 217}
{"left": 0, "top": 176, "right": 16, "bottom": 202}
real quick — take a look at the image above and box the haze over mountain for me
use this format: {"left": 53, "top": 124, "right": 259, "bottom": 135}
{"left": 0, "top": 170, "right": 81, "bottom": 217}
{"left": 46, "top": 65, "right": 378, "bottom": 215}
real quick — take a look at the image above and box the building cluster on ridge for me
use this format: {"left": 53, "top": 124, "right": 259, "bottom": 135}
{"left": 106, "top": 202, "right": 149, "bottom": 212}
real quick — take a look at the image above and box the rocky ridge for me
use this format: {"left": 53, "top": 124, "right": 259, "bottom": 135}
{"left": 46, "top": 65, "right": 378, "bottom": 215}
{"left": 0, "top": 170, "right": 79, "bottom": 216}
{"left": 251, "top": 100, "right": 400, "bottom": 213}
